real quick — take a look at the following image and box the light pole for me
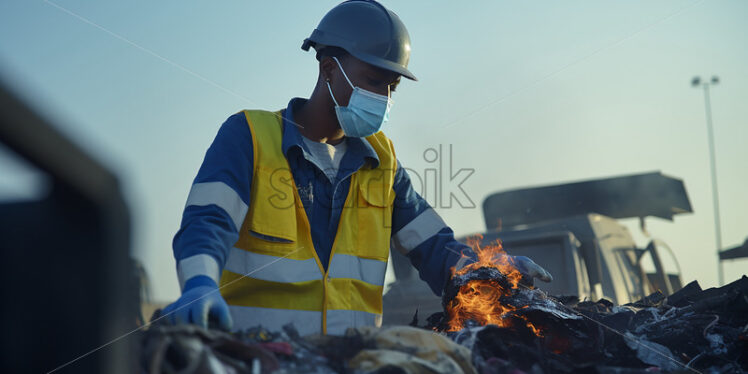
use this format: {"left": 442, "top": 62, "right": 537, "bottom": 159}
{"left": 691, "top": 75, "right": 723, "bottom": 285}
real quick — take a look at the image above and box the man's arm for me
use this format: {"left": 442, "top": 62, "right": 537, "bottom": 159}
{"left": 390, "top": 160, "right": 475, "bottom": 296}
{"left": 164, "top": 112, "right": 253, "bottom": 329}
{"left": 173, "top": 112, "right": 254, "bottom": 287}
{"left": 389, "top": 161, "right": 551, "bottom": 297}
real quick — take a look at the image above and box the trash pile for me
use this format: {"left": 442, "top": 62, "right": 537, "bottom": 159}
{"left": 141, "top": 275, "right": 746, "bottom": 373}
{"left": 141, "top": 323, "right": 475, "bottom": 374}
{"left": 422, "top": 269, "right": 747, "bottom": 373}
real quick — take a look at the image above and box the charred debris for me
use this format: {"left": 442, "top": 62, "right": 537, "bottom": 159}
{"left": 142, "top": 273, "right": 747, "bottom": 373}
{"left": 422, "top": 268, "right": 747, "bottom": 373}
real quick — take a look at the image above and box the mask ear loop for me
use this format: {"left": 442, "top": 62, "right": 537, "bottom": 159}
{"left": 326, "top": 79, "right": 340, "bottom": 106}
{"left": 332, "top": 56, "right": 355, "bottom": 89}
{"left": 327, "top": 56, "right": 356, "bottom": 107}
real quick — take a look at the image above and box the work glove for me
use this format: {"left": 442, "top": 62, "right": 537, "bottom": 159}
{"left": 509, "top": 255, "right": 553, "bottom": 283}
{"left": 456, "top": 253, "right": 553, "bottom": 283}
{"left": 160, "top": 276, "right": 233, "bottom": 331}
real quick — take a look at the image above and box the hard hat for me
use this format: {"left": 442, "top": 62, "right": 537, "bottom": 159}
{"left": 301, "top": 0, "right": 416, "bottom": 81}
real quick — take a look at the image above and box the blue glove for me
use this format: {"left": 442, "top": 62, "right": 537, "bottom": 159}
{"left": 161, "top": 275, "right": 233, "bottom": 331}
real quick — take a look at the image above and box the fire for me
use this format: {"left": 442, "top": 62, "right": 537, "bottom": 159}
{"left": 452, "top": 235, "right": 523, "bottom": 286}
{"left": 444, "top": 235, "right": 543, "bottom": 336}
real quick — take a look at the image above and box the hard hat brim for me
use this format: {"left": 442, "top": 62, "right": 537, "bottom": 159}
{"left": 303, "top": 38, "right": 417, "bottom": 81}
{"left": 350, "top": 50, "right": 417, "bottom": 81}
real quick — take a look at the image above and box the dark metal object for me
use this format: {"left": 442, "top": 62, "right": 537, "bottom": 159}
{"left": 643, "top": 240, "right": 674, "bottom": 295}
{"left": 0, "top": 79, "right": 134, "bottom": 373}
{"left": 719, "top": 238, "right": 748, "bottom": 260}
{"left": 483, "top": 171, "right": 692, "bottom": 230}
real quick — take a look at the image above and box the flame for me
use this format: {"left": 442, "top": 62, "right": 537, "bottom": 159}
{"left": 452, "top": 235, "right": 523, "bottom": 286}
{"left": 444, "top": 235, "right": 543, "bottom": 336}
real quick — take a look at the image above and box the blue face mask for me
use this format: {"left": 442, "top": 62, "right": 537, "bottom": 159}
{"left": 326, "top": 56, "right": 393, "bottom": 138}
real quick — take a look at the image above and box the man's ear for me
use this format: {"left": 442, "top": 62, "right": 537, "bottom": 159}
{"left": 320, "top": 56, "right": 337, "bottom": 83}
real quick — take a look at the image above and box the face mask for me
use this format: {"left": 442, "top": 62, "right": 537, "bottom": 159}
{"left": 326, "top": 56, "right": 393, "bottom": 138}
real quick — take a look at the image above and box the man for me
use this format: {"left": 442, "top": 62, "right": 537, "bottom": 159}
{"left": 163, "top": 0, "right": 551, "bottom": 335}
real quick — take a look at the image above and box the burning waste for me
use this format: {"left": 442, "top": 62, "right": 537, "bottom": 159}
{"left": 141, "top": 238, "right": 748, "bottom": 373}
{"left": 437, "top": 236, "right": 543, "bottom": 335}
{"left": 421, "top": 237, "right": 747, "bottom": 373}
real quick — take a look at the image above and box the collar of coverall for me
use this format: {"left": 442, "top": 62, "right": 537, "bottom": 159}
{"left": 281, "top": 97, "right": 382, "bottom": 169}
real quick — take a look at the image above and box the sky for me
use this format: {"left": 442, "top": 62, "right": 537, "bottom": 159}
{"left": 0, "top": 0, "right": 746, "bottom": 302}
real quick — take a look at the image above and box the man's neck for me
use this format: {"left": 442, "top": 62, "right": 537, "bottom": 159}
{"left": 295, "top": 95, "right": 346, "bottom": 146}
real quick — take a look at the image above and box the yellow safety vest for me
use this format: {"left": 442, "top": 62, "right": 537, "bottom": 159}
{"left": 219, "top": 110, "right": 397, "bottom": 335}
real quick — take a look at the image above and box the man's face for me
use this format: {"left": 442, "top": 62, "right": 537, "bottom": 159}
{"left": 326, "top": 55, "right": 401, "bottom": 106}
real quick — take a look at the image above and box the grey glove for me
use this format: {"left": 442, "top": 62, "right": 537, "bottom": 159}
{"left": 510, "top": 255, "right": 553, "bottom": 282}
{"left": 455, "top": 253, "right": 553, "bottom": 283}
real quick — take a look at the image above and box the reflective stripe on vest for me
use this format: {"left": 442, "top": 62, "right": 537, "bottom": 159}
{"left": 219, "top": 109, "right": 396, "bottom": 335}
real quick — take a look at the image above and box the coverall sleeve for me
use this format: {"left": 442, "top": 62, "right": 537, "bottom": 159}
{"left": 172, "top": 112, "right": 253, "bottom": 290}
{"left": 390, "top": 160, "right": 476, "bottom": 296}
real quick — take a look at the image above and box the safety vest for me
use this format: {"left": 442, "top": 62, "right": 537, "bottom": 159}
{"left": 219, "top": 110, "right": 397, "bottom": 336}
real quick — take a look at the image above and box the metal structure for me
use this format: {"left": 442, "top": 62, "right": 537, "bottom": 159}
{"left": 0, "top": 79, "right": 135, "bottom": 373}
{"left": 482, "top": 171, "right": 692, "bottom": 229}
{"left": 720, "top": 239, "right": 748, "bottom": 261}
{"left": 691, "top": 75, "right": 723, "bottom": 285}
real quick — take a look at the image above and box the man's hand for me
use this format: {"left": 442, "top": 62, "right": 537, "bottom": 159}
{"left": 456, "top": 253, "right": 553, "bottom": 283}
{"left": 160, "top": 276, "right": 233, "bottom": 331}
{"left": 509, "top": 255, "right": 553, "bottom": 283}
